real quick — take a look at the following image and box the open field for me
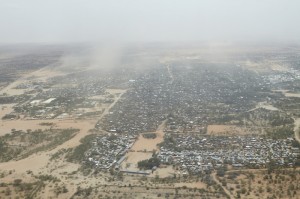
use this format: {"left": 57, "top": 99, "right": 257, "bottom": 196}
{"left": 131, "top": 121, "right": 165, "bottom": 152}
{"left": 150, "top": 165, "right": 176, "bottom": 178}
{"left": 122, "top": 152, "right": 153, "bottom": 171}
{"left": 1, "top": 119, "right": 55, "bottom": 136}
{"left": 294, "top": 118, "right": 300, "bottom": 143}
{"left": 174, "top": 181, "right": 206, "bottom": 189}
{"left": 69, "top": 183, "right": 226, "bottom": 199}
{"left": 0, "top": 44, "right": 300, "bottom": 198}
{"left": 0, "top": 68, "right": 65, "bottom": 96}
{"left": 131, "top": 133, "right": 164, "bottom": 152}
{"left": 215, "top": 169, "right": 300, "bottom": 199}
{"left": 273, "top": 90, "right": 300, "bottom": 98}
{"left": 284, "top": 92, "right": 300, "bottom": 98}
{"left": 121, "top": 121, "right": 166, "bottom": 172}
{"left": 0, "top": 128, "right": 78, "bottom": 162}
{"left": 251, "top": 101, "right": 279, "bottom": 111}
{"left": 0, "top": 64, "right": 129, "bottom": 198}
{"left": 207, "top": 125, "right": 253, "bottom": 135}
{"left": 240, "top": 59, "right": 290, "bottom": 74}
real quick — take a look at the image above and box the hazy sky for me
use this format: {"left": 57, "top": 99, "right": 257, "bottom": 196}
{"left": 1, "top": 0, "right": 300, "bottom": 44}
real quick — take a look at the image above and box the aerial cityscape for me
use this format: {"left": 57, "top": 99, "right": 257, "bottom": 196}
{"left": 1, "top": 0, "right": 300, "bottom": 199}
{"left": 0, "top": 43, "right": 299, "bottom": 198}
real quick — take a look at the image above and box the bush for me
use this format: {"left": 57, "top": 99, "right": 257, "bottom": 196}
{"left": 137, "top": 157, "right": 160, "bottom": 170}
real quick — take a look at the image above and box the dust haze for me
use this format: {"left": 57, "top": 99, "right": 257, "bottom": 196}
{"left": 1, "top": 0, "right": 300, "bottom": 44}
{"left": 1, "top": 0, "right": 300, "bottom": 70}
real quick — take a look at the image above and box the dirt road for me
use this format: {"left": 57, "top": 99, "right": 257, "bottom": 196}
{"left": 294, "top": 118, "right": 300, "bottom": 143}
{"left": 0, "top": 90, "right": 126, "bottom": 176}
{"left": 166, "top": 64, "right": 174, "bottom": 84}
{"left": 212, "top": 172, "right": 233, "bottom": 199}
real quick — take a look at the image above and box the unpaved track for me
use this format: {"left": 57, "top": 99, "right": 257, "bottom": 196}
{"left": 166, "top": 64, "right": 174, "bottom": 83}
{"left": 212, "top": 172, "right": 233, "bottom": 199}
{"left": 294, "top": 118, "right": 300, "bottom": 143}
{"left": 0, "top": 89, "right": 126, "bottom": 199}
{"left": 121, "top": 120, "right": 166, "bottom": 172}
{"left": 0, "top": 66, "right": 126, "bottom": 195}
{"left": 0, "top": 90, "right": 126, "bottom": 174}
{"left": 99, "top": 89, "right": 126, "bottom": 120}
{"left": 0, "top": 120, "right": 95, "bottom": 173}
{"left": 0, "top": 66, "right": 129, "bottom": 198}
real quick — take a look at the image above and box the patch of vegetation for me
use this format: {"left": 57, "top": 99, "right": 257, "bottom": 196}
{"left": 266, "top": 125, "right": 294, "bottom": 139}
{"left": 0, "top": 128, "right": 79, "bottom": 162}
{"left": 78, "top": 111, "right": 104, "bottom": 118}
{"left": 222, "top": 169, "right": 300, "bottom": 199}
{"left": 216, "top": 167, "right": 227, "bottom": 177}
{"left": 137, "top": 157, "right": 160, "bottom": 170}
{"left": 0, "top": 180, "right": 44, "bottom": 199}
{"left": 39, "top": 122, "right": 54, "bottom": 126}
{"left": 0, "top": 96, "right": 15, "bottom": 104}
{"left": 50, "top": 148, "right": 72, "bottom": 161}
{"left": 2, "top": 114, "right": 19, "bottom": 120}
{"left": 35, "top": 174, "right": 60, "bottom": 182}
{"left": 142, "top": 133, "right": 157, "bottom": 139}
{"left": 66, "top": 134, "right": 97, "bottom": 163}
{"left": 72, "top": 186, "right": 93, "bottom": 198}
{"left": 54, "top": 184, "right": 68, "bottom": 196}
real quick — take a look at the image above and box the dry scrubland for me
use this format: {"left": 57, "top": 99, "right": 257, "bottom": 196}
{"left": 207, "top": 125, "right": 253, "bottom": 136}
{"left": 121, "top": 122, "right": 166, "bottom": 173}
{"left": 214, "top": 169, "right": 300, "bottom": 199}
{"left": 0, "top": 66, "right": 125, "bottom": 198}
{"left": 0, "top": 45, "right": 300, "bottom": 199}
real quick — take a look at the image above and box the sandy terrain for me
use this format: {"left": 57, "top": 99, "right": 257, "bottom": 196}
{"left": 0, "top": 68, "right": 65, "bottom": 96}
{"left": 121, "top": 121, "right": 166, "bottom": 172}
{"left": 207, "top": 125, "right": 253, "bottom": 135}
{"left": 28, "top": 67, "right": 65, "bottom": 81}
{"left": 285, "top": 92, "right": 300, "bottom": 98}
{"left": 273, "top": 89, "right": 300, "bottom": 98}
{"left": 175, "top": 181, "right": 206, "bottom": 189}
{"left": 131, "top": 133, "right": 164, "bottom": 152}
{"left": 106, "top": 88, "right": 127, "bottom": 95}
{"left": 0, "top": 88, "right": 125, "bottom": 174}
{"left": 0, "top": 65, "right": 127, "bottom": 198}
{"left": 0, "top": 116, "right": 116, "bottom": 198}
{"left": 0, "top": 104, "right": 49, "bottom": 136}
{"left": 166, "top": 64, "right": 174, "bottom": 83}
{"left": 132, "top": 121, "right": 165, "bottom": 152}
{"left": 241, "top": 60, "right": 289, "bottom": 74}
{"left": 249, "top": 101, "right": 279, "bottom": 111}
{"left": 220, "top": 169, "right": 300, "bottom": 199}
{"left": 150, "top": 166, "right": 176, "bottom": 178}
{"left": 88, "top": 95, "right": 106, "bottom": 100}
{"left": 0, "top": 119, "right": 95, "bottom": 172}
{"left": 0, "top": 104, "right": 15, "bottom": 118}
{"left": 212, "top": 172, "right": 234, "bottom": 199}
{"left": 269, "top": 62, "right": 289, "bottom": 72}
{"left": 294, "top": 118, "right": 300, "bottom": 143}
{"left": 0, "top": 119, "right": 53, "bottom": 136}
{"left": 122, "top": 152, "right": 153, "bottom": 171}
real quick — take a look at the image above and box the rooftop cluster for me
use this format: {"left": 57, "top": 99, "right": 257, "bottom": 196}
{"left": 158, "top": 133, "right": 300, "bottom": 174}
{"left": 85, "top": 133, "right": 136, "bottom": 169}
{"left": 100, "top": 63, "right": 270, "bottom": 134}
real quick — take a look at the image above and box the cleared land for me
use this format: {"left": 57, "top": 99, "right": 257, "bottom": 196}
{"left": 1, "top": 45, "right": 300, "bottom": 198}
{"left": 216, "top": 169, "right": 300, "bottom": 199}
{"left": 207, "top": 125, "right": 253, "bottom": 135}
{"left": 121, "top": 121, "right": 168, "bottom": 173}
{"left": 0, "top": 65, "right": 128, "bottom": 198}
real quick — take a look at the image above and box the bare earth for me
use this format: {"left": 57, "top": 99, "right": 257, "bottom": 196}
{"left": 121, "top": 121, "right": 175, "bottom": 177}
{"left": 294, "top": 118, "right": 300, "bottom": 143}
{"left": 207, "top": 125, "right": 253, "bottom": 135}
{"left": 0, "top": 67, "right": 128, "bottom": 198}
{"left": 273, "top": 89, "right": 300, "bottom": 98}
